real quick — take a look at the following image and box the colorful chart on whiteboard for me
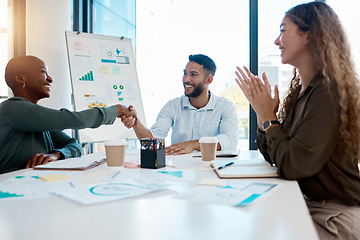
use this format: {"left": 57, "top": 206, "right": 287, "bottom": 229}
{"left": 66, "top": 32, "right": 146, "bottom": 143}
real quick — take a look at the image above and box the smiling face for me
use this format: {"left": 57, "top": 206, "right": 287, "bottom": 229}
{"left": 182, "top": 61, "right": 210, "bottom": 98}
{"left": 5, "top": 56, "right": 54, "bottom": 103}
{"left": 274, "top": 16, "right": 310, "bottom": 68}
{"left": 22, "top": 57, "right": 53, "bottom": 101}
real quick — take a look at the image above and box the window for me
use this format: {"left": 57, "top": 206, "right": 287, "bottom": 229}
{"left": 87, "top": 0, "right": 360, "bottom": 150}
{"left": 258, "top": 0, "right": 308, "bottom": 101}
{"left": 327, "top": 0, "right": 360, "bottom": 75}
{"left": 259, "top": 0, "right": 360, "bottom": 102}
{"left": 136, "top": 0, "right": 249, "bottom": 149}
{"left": 0, "top": 0, "right": 10, "bottom": 103}
{"left": 93, "top": 0, "right": 136, "bottom": 47}
{"left": 92, "top": 0, "right": 250, "bottom": 149}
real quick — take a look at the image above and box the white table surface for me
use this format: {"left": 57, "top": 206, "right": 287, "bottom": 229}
{"left": 0, "top": 150, "right": 319, "bottom": 240}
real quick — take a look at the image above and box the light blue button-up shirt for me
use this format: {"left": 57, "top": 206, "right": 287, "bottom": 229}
{"left": 149, "top": 94, "right": 238, "bottom": 151}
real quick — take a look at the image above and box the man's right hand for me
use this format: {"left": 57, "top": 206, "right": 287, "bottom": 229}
{"left": 119, "top": 105, "right": 153, "bottom": 139}
{"left": 120, "top": 105, "right": 138, "bottom": 129}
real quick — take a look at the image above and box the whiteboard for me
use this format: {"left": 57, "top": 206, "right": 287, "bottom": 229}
{"left": 65, "top": 31, "right": 146, "bottom": 143}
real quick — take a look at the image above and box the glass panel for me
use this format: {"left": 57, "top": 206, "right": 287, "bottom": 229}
{"left": 93, "top": 0, "right": 136, "bottom": 46}
{"left": 327, "top": 0, "right": 360, "bottom": 75}
{"left": 137, "top": 0, "right": 249, "bottom": 150}
{"left": 0, "top": 0, "right": 9, "bottom": 103}
{"left": 258, "top": 0, "right": 307, "bottom": 100}
{"left": 259, "top": 0, "right": 360, "bottom": 106}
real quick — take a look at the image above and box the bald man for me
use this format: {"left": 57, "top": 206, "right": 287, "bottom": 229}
{"left": 0, "top": 56, "right": 135, "bottom": 174}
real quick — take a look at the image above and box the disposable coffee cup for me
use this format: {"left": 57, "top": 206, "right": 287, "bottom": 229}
{"left": 105, "top": 139, "right": 127, "bottom": 167}
{"left": 199, "top": 137, "right": 218, "bottom": 161}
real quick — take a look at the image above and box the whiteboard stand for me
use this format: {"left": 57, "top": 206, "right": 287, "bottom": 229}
{"left": 72, "top": 130, "right": 139, "bottom": 155}
{"left": 65, "top": 31, "right": 146, "bottom": 151}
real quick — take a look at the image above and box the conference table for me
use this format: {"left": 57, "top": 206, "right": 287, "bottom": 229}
{"left": 0, "top": 150, "right": 319, "bottom": 240}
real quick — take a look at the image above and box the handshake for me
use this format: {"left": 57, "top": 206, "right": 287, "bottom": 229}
{"left": 115, "top": 104, "right": 138, "bottom": 129}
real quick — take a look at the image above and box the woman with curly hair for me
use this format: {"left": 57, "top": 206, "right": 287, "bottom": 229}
{"left": 235, "top": 2, "right": 360, "bottom": 239}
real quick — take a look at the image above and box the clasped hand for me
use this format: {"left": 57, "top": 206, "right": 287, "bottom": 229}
{"left": 120, "top": 105, "right": 137, "bottom": 128}
{"left": 235, "top": 66, "right": 280, "bottom": 123}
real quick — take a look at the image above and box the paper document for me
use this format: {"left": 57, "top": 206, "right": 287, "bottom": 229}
{"left": 108, "top": 168, "right": 196, "bottom": 182}
{"left": 175, "top": 181, "right": 278, "bottom": 207}
{"left": 0, "top": 171, "right": 79, "bottom": 200}
{"left": 52, "top": 179, "right": 166, "bottom": 205}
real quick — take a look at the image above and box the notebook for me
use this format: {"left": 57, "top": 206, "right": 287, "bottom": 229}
{"left": 34, "top": 152, "right": 106, "bottom": 171}
{"left": 210, "top": 158, "right": 278, "bottom": 179}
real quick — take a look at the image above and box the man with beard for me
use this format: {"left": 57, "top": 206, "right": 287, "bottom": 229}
{"left": 121, "top": 54, "right": 238, "bottom": 155}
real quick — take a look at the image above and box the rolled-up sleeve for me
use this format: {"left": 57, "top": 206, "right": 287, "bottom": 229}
{"left": 149, "top": 101, "right": 173, "bottom": 139}
{"left": 215, "top": 101, "right": 238, "bottom": 151}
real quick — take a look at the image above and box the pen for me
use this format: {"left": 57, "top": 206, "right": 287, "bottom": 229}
{"left": 217, "top": 161, "right": 234, "bottom": 170}
{"left": 111, "top": 171, "right": 121, "bottom": 179}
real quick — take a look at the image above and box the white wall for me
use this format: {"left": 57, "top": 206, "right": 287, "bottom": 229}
{"left": 26, "top": 0, "right": 72, "bottom": 110}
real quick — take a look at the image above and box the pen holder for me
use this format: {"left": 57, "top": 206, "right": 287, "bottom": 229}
{"left": 140, "top": 138, "right": 165, "bottom": 169}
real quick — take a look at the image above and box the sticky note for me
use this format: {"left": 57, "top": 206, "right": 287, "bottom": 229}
{"left": 100, "top": 65, "right": 111, "bottom": 74}
{"left": 39, "top": 174, "right": 70, "bottom": 182}
{"left": 198, "top": 178, "right": 228, "bottom": 187}
{"left": 73, "top": 42, "right": 83, "bottom": 50}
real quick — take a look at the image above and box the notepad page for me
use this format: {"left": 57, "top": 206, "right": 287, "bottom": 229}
{"left": 219, "top": 165, "right": 277, "bottom": 175}
{"left": 211, "top": 159, "right": 278, "bottom": 178}
{"left": 34, "top": 152, "right": 106, "bottom": 169}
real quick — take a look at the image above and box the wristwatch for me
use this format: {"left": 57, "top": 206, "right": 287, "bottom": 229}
{"left": 263, "top": 120, "right": 280, "bottom": 132}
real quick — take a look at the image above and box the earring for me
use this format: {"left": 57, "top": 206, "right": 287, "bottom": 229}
{"left": 22, "top": 82, "right": 26, "bottom": 88}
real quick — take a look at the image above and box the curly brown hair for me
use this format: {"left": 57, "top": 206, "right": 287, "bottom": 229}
{"left": 278, "top": 2, "right": 360, "bottom": 160}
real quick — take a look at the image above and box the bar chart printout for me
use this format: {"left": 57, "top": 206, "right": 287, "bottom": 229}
{"left": 79, "top": 71, "right": 94, "bottom": 81}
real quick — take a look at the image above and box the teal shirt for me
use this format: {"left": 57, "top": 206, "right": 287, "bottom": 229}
{"left": 0, "top": 97, "right": 117, "bottom": 174}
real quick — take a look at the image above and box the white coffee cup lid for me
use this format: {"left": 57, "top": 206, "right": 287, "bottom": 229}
{"left": 199, "top": 137, "right": 218, "bottom": 143}
{"left": 105, "top": 139, "right": 127, "bottom": 146}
